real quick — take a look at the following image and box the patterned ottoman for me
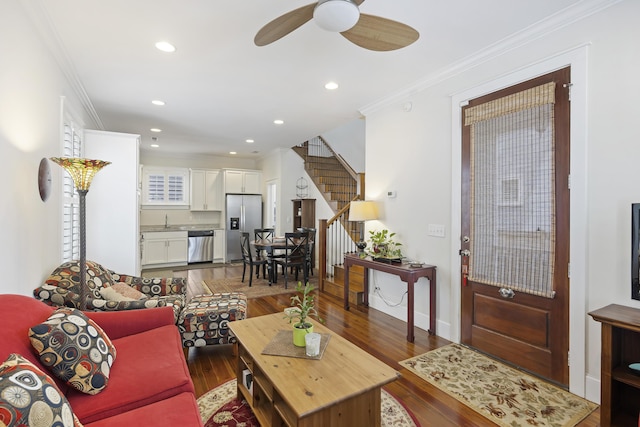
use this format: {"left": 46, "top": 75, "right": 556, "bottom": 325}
{"left": 178, "top": 293, "right": 247, "bottom": 356}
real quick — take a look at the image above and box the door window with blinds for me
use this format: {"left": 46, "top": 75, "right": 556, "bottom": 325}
{"left": 465, "top": 82, "right": 556, "bottom": 298}
{"left": 61, "top": 121, "right": 82, "bottom": 263}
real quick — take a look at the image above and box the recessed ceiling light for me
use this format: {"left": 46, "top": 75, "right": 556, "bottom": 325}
{"left": 246, "top": 139, "right": 254, "bottom": 143}
{"left": 230, "top": 151, "right": 237, "bottom": 155}
{"left": 155, "top": 41, "right": 176, "bottom": 53}
{"left": 150, "top": 144, "right": 159, "bottom": 148}
{"left": 151, "top": 100, "right": 165, "bottom": 106}
{"left": 325, "top": 81, "right": 339, "bottom": 90}
{"left": 273, "top": 119, "right": 284, "bottom": 125}
{"left": 150, "top": 128, "right": 162, "bottom": 133}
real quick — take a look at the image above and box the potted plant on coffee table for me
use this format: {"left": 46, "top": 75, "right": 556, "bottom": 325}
{"left": 284, "top": 281, "right": 322, "bottom": 347}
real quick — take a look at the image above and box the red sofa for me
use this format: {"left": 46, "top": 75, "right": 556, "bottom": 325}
{"left": 0, "top": 294, "right": 204, "bottom": 426}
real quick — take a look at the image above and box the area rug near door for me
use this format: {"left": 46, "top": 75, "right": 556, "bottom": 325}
{"left": 202, "top": 275, "right": 318, "bottom": 299}
{"left": 197, "top": 378, "right": 420, "bottom": 427}
{"left": 400, "top": 343, "right": 597, "bottom": 427}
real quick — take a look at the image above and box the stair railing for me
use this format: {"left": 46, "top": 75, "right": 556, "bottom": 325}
{"left": 318, "top": 196, "right": 363, "bottom": 289}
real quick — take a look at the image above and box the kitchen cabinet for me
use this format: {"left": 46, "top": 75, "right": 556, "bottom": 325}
{"left": 85, "top": 130, "right": 140, "bottom": 275}
{"left": 191, "top": 169, "right": 223, "bottom": 211}
{"left": 213, "top": 229, "right": 225, "bottom": 262}
{"left": 224, "top": 169, "right": 261, "bottom": 194}
{"left": 141, "top": 231, "right": 188, "bottom": 267}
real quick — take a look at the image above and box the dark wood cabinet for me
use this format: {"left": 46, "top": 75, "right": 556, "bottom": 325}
{"left": 589, "top": 304, "right": 640, "bottom": 426}
{"left": 292, "top": 199, "right": 315, "bottom": 231}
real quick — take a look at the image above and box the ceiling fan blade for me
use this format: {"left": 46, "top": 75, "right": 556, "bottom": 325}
{"left": 340, "top": 13, "right": 419, "bottom": 51}
{"left": 254, "top": 3, "right": 316, "bottom": 47}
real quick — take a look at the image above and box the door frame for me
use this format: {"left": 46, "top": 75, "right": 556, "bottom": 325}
{"left": 450, "top": 45, "right": 589, "bottom": 397}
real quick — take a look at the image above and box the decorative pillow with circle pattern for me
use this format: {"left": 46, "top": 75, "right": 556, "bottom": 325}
{"left": 44, "top": 260, "right": 115, "bottom": 299}
{"left": 28, "top": 308, "right": 117, "bottom": 395}
{"left": 0, "top": 353, "right": 83, "bottom": 426}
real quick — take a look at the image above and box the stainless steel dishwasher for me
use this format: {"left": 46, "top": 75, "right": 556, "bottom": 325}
{"left": 187, "top": 230, "right": 214, "bottom": 263}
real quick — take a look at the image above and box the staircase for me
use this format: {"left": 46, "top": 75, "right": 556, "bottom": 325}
{"left": 292, "top": 137, "right": 366, "bottom": 304}
{"left": 292, "top": 141, "right": 354, "bottom": 211}
{"left": 293, "top": 138, "right": 361, "bottom": 241}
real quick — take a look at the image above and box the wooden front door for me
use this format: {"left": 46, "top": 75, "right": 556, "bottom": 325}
{"left": 460, "top": 67, "right": 571, "bottom": 386}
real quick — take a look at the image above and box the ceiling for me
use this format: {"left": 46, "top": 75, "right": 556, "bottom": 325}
{"left": 29, "top": 0, "right": 590, "bottom": 158}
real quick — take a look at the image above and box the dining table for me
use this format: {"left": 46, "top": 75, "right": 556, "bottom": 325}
{"left": 252, "top": 237, "right": 311, "bottom": 285}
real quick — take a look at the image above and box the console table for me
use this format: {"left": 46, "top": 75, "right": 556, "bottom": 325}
{"left": 343, "top": 253, "right": 437, "bottom": 342}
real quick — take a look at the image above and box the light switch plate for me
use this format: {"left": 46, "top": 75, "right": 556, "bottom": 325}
{"left": 427, "top": 224, "right": 446, "bottom": 238}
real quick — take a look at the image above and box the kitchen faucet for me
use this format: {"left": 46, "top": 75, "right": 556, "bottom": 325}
{"left": 165, "top": 214, "right": 169, "bottom": 228}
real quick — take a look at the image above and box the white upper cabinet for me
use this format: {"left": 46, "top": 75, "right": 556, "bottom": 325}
{"left": 191, "top": 169, "right": 223, "bottom": 211}
{"left": 141, "top": 166, "right": 190, "bottom": 206}
{"left": 224, "top": 169, "right": 261, "bottom": 194}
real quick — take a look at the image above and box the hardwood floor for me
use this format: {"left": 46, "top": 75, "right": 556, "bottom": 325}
{"left": 172, "top": 264, "right": 600, "bottom": 426}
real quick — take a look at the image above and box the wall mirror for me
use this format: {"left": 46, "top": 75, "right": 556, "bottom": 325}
{"left": 632, "top": 203, "right": 640, "bottom": 300}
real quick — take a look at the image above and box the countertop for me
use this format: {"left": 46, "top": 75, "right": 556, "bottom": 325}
{"left": 140, "top": 224, "right": 222, "bottom": 233}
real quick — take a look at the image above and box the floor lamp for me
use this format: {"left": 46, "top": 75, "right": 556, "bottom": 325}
{"left": 348, "top": 201, "right": 379, "bottom": 255}
{"left": 50, "top": 157, "right": 110, "bottom": 310}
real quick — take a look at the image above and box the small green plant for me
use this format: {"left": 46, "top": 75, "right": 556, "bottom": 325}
{"left": 284, "top": 282, "right": 323, "bottom": 330}
{"left": 366, "top": 229, "right": 403, "bottom": 258}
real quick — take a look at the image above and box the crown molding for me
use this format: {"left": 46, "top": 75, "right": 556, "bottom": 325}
{"left": 19, "top": 0, "right": 104, "bottom": 130}
{"left": 359, "top": 0, "right": 622, "bottom": 116}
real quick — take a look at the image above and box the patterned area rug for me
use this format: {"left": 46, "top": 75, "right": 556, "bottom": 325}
{"left": 400, "top": 343, "right": 597, "bottom": 427}
{"left": 202, "top": 275, "right": 318, "bottom": 299}
{"left": 198, "top": 379, "right": 419, "bottom": 426}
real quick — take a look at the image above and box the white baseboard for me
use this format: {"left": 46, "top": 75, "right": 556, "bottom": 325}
{"left": 368, "top": 294, "right": 452, "bottom": 341}
{"left": 584, "top": 374, "right": 600, "bottom": 404}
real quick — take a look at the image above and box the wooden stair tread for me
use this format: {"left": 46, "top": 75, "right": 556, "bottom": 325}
{"left": 323, "top": 279, "right": 363, "bottom": 306}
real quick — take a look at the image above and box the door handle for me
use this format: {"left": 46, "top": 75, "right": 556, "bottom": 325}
{"left": 459, "top": 249, "right": 470, "bottom": 257}
{"left": 499, "top": 288, "right": 515, "bottom": 299}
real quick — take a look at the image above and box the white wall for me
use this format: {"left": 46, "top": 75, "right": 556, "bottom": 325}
{"left": 361, "top": 0, "right": 639, "bottom": 401}
{"left": 321, "top": 118, "right": 366, "bottom": 173}
{"left": 0, "top": 1, "right": 93, "bottom": 296}
{"left": 140, "top": 151, "right": 257, "bottom": 170}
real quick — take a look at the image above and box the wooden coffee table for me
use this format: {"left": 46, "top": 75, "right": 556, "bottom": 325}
{"left": 228, "top": 313, "right": 399, "bottom": 427}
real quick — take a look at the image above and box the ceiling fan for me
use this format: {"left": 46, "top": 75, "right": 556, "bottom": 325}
{"left": 254, "top": 0, "right": 419, "bottom": 52}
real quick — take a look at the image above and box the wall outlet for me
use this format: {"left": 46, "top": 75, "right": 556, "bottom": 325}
{"left": 428, "top": 224, "right": 446, "bottom": 238}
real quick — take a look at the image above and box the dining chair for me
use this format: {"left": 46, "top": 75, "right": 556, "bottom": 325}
{"left": 240, "top": 232, "right": 269, "bottom": 287}
{"left": 253, "top": 228, "right": 275, "bottom": 258}
{"left": 297, "top": 227, "right": 316, "bottom": 276}
{"left": 272, "top": 232, "right": 309, "bottom": 288}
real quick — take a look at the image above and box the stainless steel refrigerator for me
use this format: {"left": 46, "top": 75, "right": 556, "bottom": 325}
{"left": 226, "top": 194, "right": 263, "bottom": 261}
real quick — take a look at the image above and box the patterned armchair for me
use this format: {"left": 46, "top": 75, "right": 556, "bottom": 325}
{"left": 33, "top": 260, "right": 186, "bottom": 321}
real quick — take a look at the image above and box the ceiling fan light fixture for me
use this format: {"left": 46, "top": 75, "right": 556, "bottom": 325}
{"left": 313, "top": 0, "right": 360, "bottom": 33}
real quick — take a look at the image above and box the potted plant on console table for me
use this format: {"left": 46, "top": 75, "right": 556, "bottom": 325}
{"left": 284, "top": 282, "right": 323, "bottom": 347}
{"left": 365, "top": 229, "right": 403, "bottom": 263}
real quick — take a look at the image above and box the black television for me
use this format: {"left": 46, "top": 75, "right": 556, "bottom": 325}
{"left": 633, "top": 203, "right": 640, "bottom": 300}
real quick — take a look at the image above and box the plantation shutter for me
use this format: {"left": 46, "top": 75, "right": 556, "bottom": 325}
{"left": 61, "top": 122, "right": 82, "bottom": 262}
